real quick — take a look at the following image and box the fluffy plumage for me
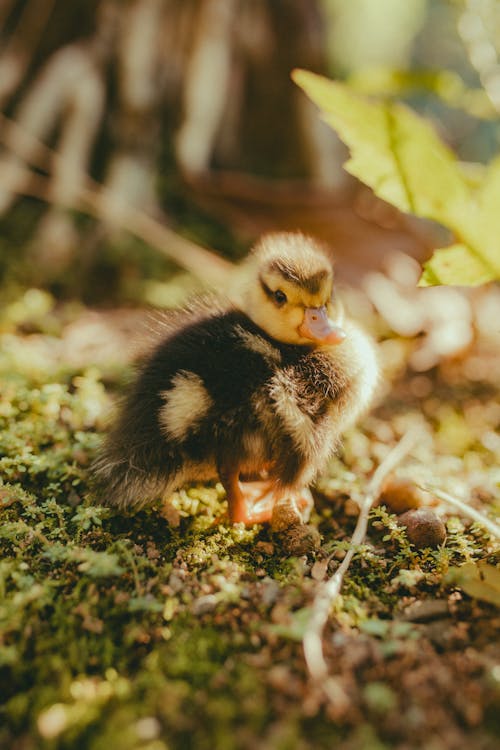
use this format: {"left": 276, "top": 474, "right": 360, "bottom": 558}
{"left": 93, "top": 232, "right": 379, "bottom": 524}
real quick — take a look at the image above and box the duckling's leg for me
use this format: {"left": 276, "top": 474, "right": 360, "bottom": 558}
{"left": 218, "top": 464, "right": 277, "bottom": 525}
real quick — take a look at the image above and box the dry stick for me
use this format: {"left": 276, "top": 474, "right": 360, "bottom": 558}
{"left": 422, "top": 486, "right": 500, "bottom": 539}
{"left": 303, "top": 428, "right": 419, "bottom": 687}
{"left": 79, "top": 186, "right": 234, "bottom": 288}
{"left": 0, "top": 111, "right": 235, "bottom": 289}
{"left": 0, "top": 0, "right": 57, "bottom": 93}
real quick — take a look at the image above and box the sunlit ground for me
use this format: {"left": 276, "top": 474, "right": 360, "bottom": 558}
{"left": 1, "top": 271, "right": 499, "bottom": 750}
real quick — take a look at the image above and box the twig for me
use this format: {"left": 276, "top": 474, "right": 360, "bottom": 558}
{"left": 0, "top": 111, "right": 235, "bottom": 289}
{"left": 422, "top": 485, "right": 500, "bottom": 539}
{"left": 0, "top": 0, "right": 57, "bottom": 106}
{"left": 303, "top": 428, "right": 419, "bottom": 687}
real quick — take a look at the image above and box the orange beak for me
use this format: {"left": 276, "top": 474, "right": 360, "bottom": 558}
{"left": 298, "top": 306, "right": 346, "bottom": 345}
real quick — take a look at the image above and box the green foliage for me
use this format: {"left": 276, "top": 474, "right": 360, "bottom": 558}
{"left": 292, "top": 69, "right": 500, "bottom": 287}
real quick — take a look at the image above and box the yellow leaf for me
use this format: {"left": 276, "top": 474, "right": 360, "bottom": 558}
{"left": 474, "top": 157, "right": 500, "bottom": 274}
{"left": 292, "top": 68, "right": 500, "bottom": 287}
{"left": 292, "top": 69, "right": 470, "bottom": 229}
{"left": 446, "top": 562, "right": 500, "bottom": 607}
{"left": 418, "top": 244, "right": 497, "bottom": 287}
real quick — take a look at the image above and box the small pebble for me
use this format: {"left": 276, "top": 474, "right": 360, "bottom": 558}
{"left": 398, "top": 508, "right": 447, "bottom": 548}
{"left": 343, "top": 498, "right": 360, "bottom": 517}
{"left": 160, "top": 500, "right": 182, "bottom": 527}
{"left": 271, "top": 501, "right": 303, "bottom": 532}
{"left": 378, "top": 477, "right": 432, "bottom": 514}
{"left": 276, "top": 524, "right": 321, "bottom": 555}
{"left": 255, "top": 541, "right": 275, "bottom": 555}
{"left": 400, "top": 599, "right": 449, "bottom": 622}
{"left": 191, "top": 594, "right": 218, "bottom": 616}
{"left": 0, "top": 488, "right": 17, "bottom": 507}
{"left": 311, "top": 558, "right": 329, "bottom": 581}
{"left": 260, "top": 578, "right": 280, "bottom": 607}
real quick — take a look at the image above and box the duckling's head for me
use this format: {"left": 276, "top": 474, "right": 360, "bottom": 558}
{"left": 239, "top": 232, "right": 346, "bottom": 347}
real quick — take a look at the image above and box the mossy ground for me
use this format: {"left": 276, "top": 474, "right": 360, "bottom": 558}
{"left": 1, "top": 293, "right": 499, "bottom": 750}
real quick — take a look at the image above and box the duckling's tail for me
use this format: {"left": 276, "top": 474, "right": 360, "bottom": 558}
{"left": 90, "top": 445, "right": 172, "bottom": 510}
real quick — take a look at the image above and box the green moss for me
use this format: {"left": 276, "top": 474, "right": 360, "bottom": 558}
{"left": 1, "top": 302, "right": 499, "bottom": 749}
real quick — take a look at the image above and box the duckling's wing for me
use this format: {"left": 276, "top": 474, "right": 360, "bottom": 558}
{"left": 137, "top": 294, "right": 230, "bottom": 357}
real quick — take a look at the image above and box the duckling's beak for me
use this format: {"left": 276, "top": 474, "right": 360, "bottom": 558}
{"left": 299, "top": 306, "right": 346, "bottom": 345}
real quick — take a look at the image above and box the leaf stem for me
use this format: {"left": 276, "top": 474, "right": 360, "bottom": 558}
{"left": 422, "top": 486, "right": 500, "bottom": 539}
{"left": 0, "top": 111, "right": 234, "bottom": 289}
{"left": 303, "top": 427, "right": 419, "bottom": 685}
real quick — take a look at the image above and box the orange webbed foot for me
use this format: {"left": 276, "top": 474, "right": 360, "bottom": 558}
{"left": 229, "top": 479, "right": 278, "bottom": 525}
{"left": 219, "top": 463, "right": 315, "bottom": 527}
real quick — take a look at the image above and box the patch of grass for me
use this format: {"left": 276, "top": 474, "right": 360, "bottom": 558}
{"left": 1, "top": 308, "right": 499, "bottom": 750}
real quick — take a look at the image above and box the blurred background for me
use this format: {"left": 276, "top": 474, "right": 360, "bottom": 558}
{"left": 0, "top": 0, "right": 499, "bottom": 374}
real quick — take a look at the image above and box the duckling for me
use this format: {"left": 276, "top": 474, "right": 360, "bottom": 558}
{"left": 93, "top": 232, "right": 379, "bottom": 525}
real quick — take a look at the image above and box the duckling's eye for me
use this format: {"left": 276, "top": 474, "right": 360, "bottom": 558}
{"left": 273, "top": 289, "right": 287, "bottom": 306}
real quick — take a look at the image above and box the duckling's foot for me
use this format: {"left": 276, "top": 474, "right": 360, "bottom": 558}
{"left": 295, "top": 488, "right": 315, "bottom": 522}
{"left": 219, "top": 466, "right": 277, "bottom": 525}
{"left": 233, "top": 480, "right": 277, "bottom": 525}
